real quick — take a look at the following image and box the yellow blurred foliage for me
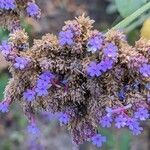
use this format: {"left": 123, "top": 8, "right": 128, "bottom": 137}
{"left": 141, "top": 18, "right": 150, "bottom": 40}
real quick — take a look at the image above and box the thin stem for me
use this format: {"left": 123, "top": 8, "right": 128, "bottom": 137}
{"left": 113, "top": 2, "right": 150, "bottom": 30}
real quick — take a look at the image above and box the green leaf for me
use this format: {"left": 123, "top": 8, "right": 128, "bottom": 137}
{"left": 115, "top": 0, "right": 148, "bottom": 18}
{"left": 0, "top": 73, "right": 9, "bottom": 100}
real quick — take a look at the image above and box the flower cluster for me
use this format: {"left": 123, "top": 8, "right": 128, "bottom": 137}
{"left": 0, "top": 0, "right": 16, "bottom": 10}
{"left": 0, "top": 13, "right": 150, "bottom": 149}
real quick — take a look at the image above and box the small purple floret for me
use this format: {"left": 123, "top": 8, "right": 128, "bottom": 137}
{"left": 23, "top": 89, "right": 36, "bottom": 102}
{"left": 14, "top": 57, "right": 29, "bottom": 70}
{"left": 26, "top": 2, "right": 40, "bottom": 18}
{"left": 100, "top": 116, "right": 113, "bottom": 128}
{"left": 58, "top": 30, "right": 74, "bottom": 46}
{"left": 87, "top": 35, "right": 103, "bottom": 53}
{"left": 115, "top": 115, "right": 127, "bottom": 128}
{"left": 134, "top": 107, "right": 149, "bottom": 121}
{"left": 139, "top": 64, "right": 150, "bottom": 77}
{"left": 103, "top": 43, "right": 118, "bottom": 58}
{"left": 0, "top": 0, "right": 16, "bottom": 10}
{"left": 91, "top": 134, "right": 106, "bottom": 148}
{"left": 35, "top": 86, "right": 49, "bottom": 96}
{"left": 0, "top": 102, "right": 9, "bottom": 113}
{"left": 58, "top": 112, "right": 70, "bottom": 125}
{"left": 87, "top": 61, "right": 102, "bottom": 77}
{"left": 0, "top": 41, "right": 11, "bottom": 56}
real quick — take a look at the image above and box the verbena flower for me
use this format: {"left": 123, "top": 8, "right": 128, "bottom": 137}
{"left": 103, "top": 43, "right": 118, "bottom": 58}
{"left": 35, "top": 86, "right": 49, "bottom": 97}
{"left": 91, "top": 134, "right": 106, "bottom": 148}
{"left": 27, "top": 123, "right": 40, "bottom": 135}
{"left": 126, "top": 118, "right": 143, "bottom": 135}
{"left": 134, "top": 107, "right": 149, "bottom": 121}
{"left": 26, "top": 2, "right": 40, "bottom": 18}
{"left": 139, "top": 64, "right": 150, "bottom": 77}
{"left": 0, "top": 0, "right": 16, "bottom": 10}
{"left": 14, "top": 57, "right": 30, "bottom": 70}
{"left": 87, "top": 61, "right": 102, "bottom": 77}
{"left": 0, "top": 41, "right": 11, "bottom": 56}
{"left": 115, "top": 115, "right": 127, "bottom": 128}
{"left": 58, "top": 112, "right": 70, "bottom": 125}
{"left": 23, "top": 89, "right": 36, "bottom": 102}
{"left": 100, "top": 115, "right": 113, "bottom": 128}
{"left": 87, "top": 34, "right": 103, "bottom": 53}
{"left": 58, "top": 30, "right": 74, "bottom": 46}
{"left": 97, "top": 58, "right": 113, "bottom": 72}
{"left": 0, "top": 102, "right": 9, "bottom": 113}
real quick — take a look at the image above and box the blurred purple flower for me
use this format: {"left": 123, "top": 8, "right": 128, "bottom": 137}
{"left": 126, "top": 118, "right": 143, "bottom": 135}
{"left": 134, "top": 107, "right": 149, "bottom": 121}
{"left": 58, "top": 30, "right": 74, "bottom": 46}
{"left": 139, "top": 64, "right": 150, "bottom": 77}
{"left": 23, "top": 89, "right": 36, "bottom": 102}
{"left": 115, "top": 115, "right": 127, "bottom": 128}
{"left": 87, "top": 35, "right": 103, "bottom": 53}
{"left": 91, "top": 134, "right": 106, "bottom": 148}
{"left": 0, "top": 41, "right": 11, "bottom": 56}
{"left": 0, "top": 102, "right": 9, "bottom": 113}
{"left": 103, "top": 43, "right": 118, "bottom": 58}
{"left": 87, "top": 61, "right": 102, "bottom": 77}
{"left": 39, "top": 72, "right": 55, "bottom": 82}
{"left": 27, "top": 123, "right": 40, "bottom": 135}
{"left": 100, "top": 115, "right": 113, "bottom": 128}
{"left": 26, "top": 2, "right": 40, "bottom": 18}
{"left": 58, "top": 112, "right": 70, "bottom": 125}
{"left": 14, "top": 57, "right": 29, "bottom": 70}
{"left": 0, "top": 0, "right": 16, "bottom": 10}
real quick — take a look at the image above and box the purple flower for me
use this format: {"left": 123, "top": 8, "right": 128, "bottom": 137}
{"left": 115, "top": 115, "right": 127, "bottom": 128}
{"left": 126, "top": 118, "right": 143, "bottom": 135}
{"left": 58, "top": 112, "right": 70, "bottom": 125}
{"left": 23, "top": 89, "right": 36, "bottom": 102}
{"left": 100, "top": 116, "right": 113, "bottom": 128}
{"left": 27, "top": 123, "right": 40, "bottom": 135}
{"left": 38, "top": 72, "right": 54, "bottom": 83}
{"left": 36, "top": 79, "right": 51, "bottom": 89}
{"left": 134, "top": 107, "right": 149, "bottom": 121}
{"left": 91, "top": 134, "right": 106, "bottom": 148}
{"left": 14, "top": 57, "right": 30, "bottom": 70}
{"left": 35, "top": 86, "right": 49, "bottom": 96}
{"left": 139, "top": 64, "right": 150, "bottom": 77}
{"left": 0, "top": 102, "right": 9, "bottom": 113}
{"left": 87, "top": 35, "right": 103, "bottom": 53}
{"left": 26, "top": 2, "right": 40, "bottom": 18}
{"left": 87, "top": 61, "right": 102, "bottom": 77}
{"left": 97, "top": 59, "right": 113, "bottom": 72}
{"left": 0, "top": 0, "right": 16, "bottom": 10}
{"left": 103, "top": 43, "right": 118, "bottom": 58}
{"left": 0, "top": 41, "right": 11, "bottom": 56}
{"left": 58, "top": 30, "right": 74, "bottom": 46}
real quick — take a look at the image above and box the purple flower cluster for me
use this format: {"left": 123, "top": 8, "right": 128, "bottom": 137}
{"left": 0, "top": 101, "right": 9, "bottom": 113}
{"left": 139, "top": 64, "right": 150, "bottom": 77}
{"left": 103, "top": 43, "right": 118, "bottom": 58}
{"left": 14, "top": 57, "right": 30, "bottom": 70}
{"left": 87, "top": 58, "right": 113, "bottom": 77}
{"left": 26, "top": 2, "right": 40, "bottom": 18}
{"left": 58, "top": 30, "right": 74, "bottom": 46}
{"left": 35, "top": 72, "right": 54, "bottom": 96}
{"left": 0, "top": 41, "right": 11, "bottom": 57}
{"left": 100, "top": 106, "right": 149, "bottom": 135}
{"left": 91, "top": 134, "right": 106, "bottom": 148}
{"left": 87, "top": 33, "right": 103, "bottom": 53}
{"left": 0, "top": 0, "right": 16, "bottom": 10}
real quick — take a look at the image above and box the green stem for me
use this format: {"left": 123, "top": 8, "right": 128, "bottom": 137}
{"left": 113, "top": 2, "right": 150, "bottom": 30}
